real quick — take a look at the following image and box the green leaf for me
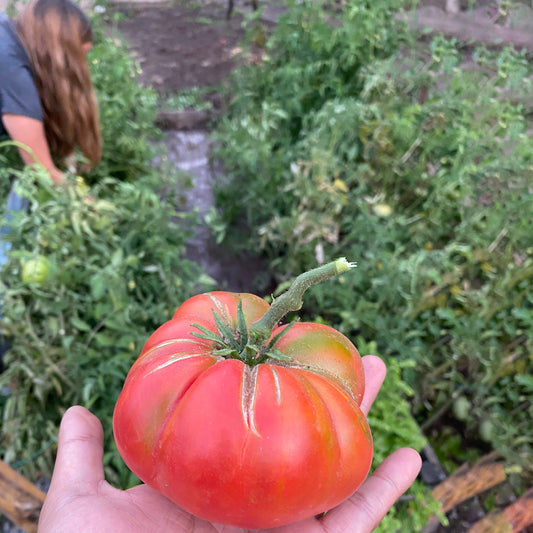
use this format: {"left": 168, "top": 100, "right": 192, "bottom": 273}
{"left": 90, "top": 274, "right": 107, "bottom": 300}
{"left": 70, "top": 317, "right": 92, "bottom": 332}
{"left": 111, "top": 248, "right": 124, "bottom": 269}
{"left": 515, "top": 374, "right": 533, "bottom": 392}
{"left": 511, "top": 307, "right": 532, "bottom": 324}
{"left": 94, "top": 333, "right": 117, "bottom": 347}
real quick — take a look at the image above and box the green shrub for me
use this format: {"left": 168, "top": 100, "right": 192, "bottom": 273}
{"left": 360, "top": 339, "right": 442, "bottom": 532}
{"left": 0, "top": 12, "right": 209, "bottom": 484}
{"left": 0, "top": 168, "right": 209, "bottom": 485}
{"left": 86, "top": 20, "right": 162, "bottom": 183}
{"left": 213, "top": 0, "right": 414, "bottom": 246}
{"left": 212, "top": 0, "right": 533, "bottom": 496}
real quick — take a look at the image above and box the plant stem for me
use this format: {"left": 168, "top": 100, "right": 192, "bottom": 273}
{"left": 248, "top": 258, "right": 356, "bottom": 345}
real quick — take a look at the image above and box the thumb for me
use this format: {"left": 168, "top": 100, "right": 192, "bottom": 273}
{"left": 48, "top": 405, "right": 105, "bottom": 495}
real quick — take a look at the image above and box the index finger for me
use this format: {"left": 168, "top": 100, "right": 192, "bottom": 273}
{"left": 47, "top": 406, "right": 105, "bottom": 495}
{"left": 359, "top": 355, "right": 386, "bottom": 416}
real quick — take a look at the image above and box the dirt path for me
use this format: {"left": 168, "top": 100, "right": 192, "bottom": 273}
{"left": 110, "top": 0, "right": 253, "bottom": 100}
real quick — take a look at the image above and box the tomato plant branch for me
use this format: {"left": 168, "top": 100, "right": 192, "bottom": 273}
{"left": 249, "top": 258, "right": 356, "bottom": 346}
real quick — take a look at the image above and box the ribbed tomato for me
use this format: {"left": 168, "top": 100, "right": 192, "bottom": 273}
{"left": 113, "top": 260, "right": 373, "bottom": 528}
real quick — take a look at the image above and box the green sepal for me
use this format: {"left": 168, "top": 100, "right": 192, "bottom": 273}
{"left": 191, "top": 304, "right": 294, "bottom": 366}
{"left": 266, "top": 320, "right": 296, "bottom": 351}
{"left": 257, "top": 347, "right": 292, "bottom": 364}
{"left": 213, "top": 348, "right": 240, "bottom": 358}
{"left": 191, "top": 323, "right": 224, "bottom": 345}
{"left": 243, "top": 344, "right": 259, "bottom": 364}
{"left": 267, "top": 348, "right": 292, "bottom": 362}
{"left": 213, "top": 311, "right": 240, "bottom": 350}
{"left": 236, "top": 300, "right": 249, "bottom": 351}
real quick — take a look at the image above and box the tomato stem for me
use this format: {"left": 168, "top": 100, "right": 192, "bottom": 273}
{"left": 249, "top": 258, "right": 356, "bottom": 345}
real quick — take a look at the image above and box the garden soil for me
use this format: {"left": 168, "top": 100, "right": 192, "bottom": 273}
{"left": 110, "top": 0, "right": 269, "bottom": 99}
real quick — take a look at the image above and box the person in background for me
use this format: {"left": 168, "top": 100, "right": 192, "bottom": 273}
{"left": 38, "top": 356, "right": 423, "bottom": 533}
{"left": 0, "top": 0, "right": 101, "bottom": 185}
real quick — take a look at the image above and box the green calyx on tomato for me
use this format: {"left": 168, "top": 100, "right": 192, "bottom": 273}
{"left": 193, "top": 257, "right": 356, "bottom": 366}
{"left": 192, "top": 300, "right": 294, "bottom": 365}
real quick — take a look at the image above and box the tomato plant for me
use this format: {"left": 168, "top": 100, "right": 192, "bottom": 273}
{"left": 113, "top": 259, "right": 373, "bottom": 528}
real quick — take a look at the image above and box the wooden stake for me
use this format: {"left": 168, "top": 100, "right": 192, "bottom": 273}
{"left": 467, "top": 487, "right": 533, "bottom": 532}
{"left": 503, "top": 487, "right": 533, "bottom": 532}
{"left": 0, "top": 460, "right": 46, "bottom": 533}
{"left": 424, "top": 453, "right": 507, "bottom": 532}
{"left": 432, "top": 454, "right": 507, "bottom": 514}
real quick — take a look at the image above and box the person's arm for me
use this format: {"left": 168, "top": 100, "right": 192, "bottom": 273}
{"left": 2, "top": 113, "right": 65, "bottom": 184}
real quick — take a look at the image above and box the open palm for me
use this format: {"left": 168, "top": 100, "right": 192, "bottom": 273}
{"left": 38, "top": 356, "right": 421, "bottom": 533}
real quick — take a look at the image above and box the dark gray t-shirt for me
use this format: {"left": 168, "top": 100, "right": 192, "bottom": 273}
{"left": 0, "top": 12, "right": 43, "bottom": 138}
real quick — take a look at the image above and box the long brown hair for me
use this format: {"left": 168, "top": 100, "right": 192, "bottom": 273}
{"left": 16, "top": 0, "right": 102, "bottom": 168}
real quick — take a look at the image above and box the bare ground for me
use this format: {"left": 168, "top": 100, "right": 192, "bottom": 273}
{"left": 110, "top": 0, "right": 262, "bottom": 102}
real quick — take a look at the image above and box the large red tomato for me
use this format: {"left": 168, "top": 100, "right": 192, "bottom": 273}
{"left": 113, "top": 263, "right": 373, "bottom": 529}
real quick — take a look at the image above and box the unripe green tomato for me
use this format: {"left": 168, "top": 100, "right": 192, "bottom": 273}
{"left": 479, "top": 420, "right": 494, "bottom": 442}
{"left": 21, "top": 256, "right": 51, "bottom": 284}
{"left": 452, "top": 396, "right": 471, "bottom": 421}
{"left": 445, "top": 186, "right": 462, "bottom": 201}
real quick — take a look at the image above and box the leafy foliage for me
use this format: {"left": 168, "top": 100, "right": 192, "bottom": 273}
{"left": 161, "top": 87, "right": 215, "bottom": 112}
{"left": 0, "top": 12, "right": 211, "bottom": 484}
{"left": 212, "top": 0, "right": 533, "bottom": 502}
{"left": 0, "top": 168, "right": 208, "bottom": 484}
{"left": 0, "top": 166, "right": 208, "bottom": 484}
{"left": 86, "top": 20, "right": 162, "bottom": 183}
{"left": 358, "top": 337, "right": 441, "bottom": 531}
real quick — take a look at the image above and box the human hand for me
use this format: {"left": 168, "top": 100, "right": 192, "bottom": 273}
{"left": 38, "top": 356, "right": 422, "bottom": 533}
